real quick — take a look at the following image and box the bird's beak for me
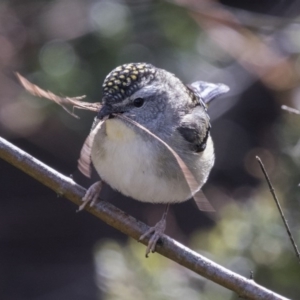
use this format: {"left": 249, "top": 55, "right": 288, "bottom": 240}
{"left": 97, "top": 104, "right": 113, "bottom": 120}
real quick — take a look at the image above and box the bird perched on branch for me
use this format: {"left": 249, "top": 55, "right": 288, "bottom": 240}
{"left": 78, "top": 62, "right": 229, "bottom": 257}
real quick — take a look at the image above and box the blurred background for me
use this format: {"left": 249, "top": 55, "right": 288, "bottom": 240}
{"left": 1, "top": 0, "right": 300, "bottom": 299}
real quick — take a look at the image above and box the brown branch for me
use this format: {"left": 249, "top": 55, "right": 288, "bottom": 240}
{"left": 256, "top": 156, "right": 300, "bottom": 263}
{"left": 0, "top": 136, "right": 290, "bottom": 300}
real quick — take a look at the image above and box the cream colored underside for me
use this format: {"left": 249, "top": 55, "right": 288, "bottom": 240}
{"left": 91, "top": 118, "right": 213, "bottom": 203}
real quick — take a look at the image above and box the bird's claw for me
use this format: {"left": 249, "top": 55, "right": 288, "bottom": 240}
{"left": 78, "top": 181, "right": 102, "bottom": 212}
{"left": 139, "top": 218, "right": 166, "bottom": 257}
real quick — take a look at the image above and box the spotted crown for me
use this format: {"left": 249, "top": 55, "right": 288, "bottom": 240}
{"left": 102, "top": 63, "right": 156, "bottom": 102}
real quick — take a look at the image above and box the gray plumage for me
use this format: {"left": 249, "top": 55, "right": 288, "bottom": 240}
{"left": 89, "top": 63, "right": 229, "bottom": 206}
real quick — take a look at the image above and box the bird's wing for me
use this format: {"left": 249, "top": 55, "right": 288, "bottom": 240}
{"left": 177, "top": 106, "right": 210, "bottom": 153}
{"left": 178, "top": 80, "right": 229, "bottom": 152}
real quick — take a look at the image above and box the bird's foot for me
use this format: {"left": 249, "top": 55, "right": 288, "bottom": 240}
{"left": 139, "top": 217, "right": 166, "bottom": 258}
{"left": 78, "top": 181, "right": 102, "bottom": 212}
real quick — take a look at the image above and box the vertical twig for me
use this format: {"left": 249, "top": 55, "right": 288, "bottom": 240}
{"left": 256, "top": 156, "right": 300, "bottom": 263}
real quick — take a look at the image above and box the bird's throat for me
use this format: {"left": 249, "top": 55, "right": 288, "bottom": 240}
{"left": 105, "top": 118, "right": 136, "bottom": 141}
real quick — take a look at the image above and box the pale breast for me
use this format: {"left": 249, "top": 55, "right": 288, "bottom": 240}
{"left": 91, "top": 118, "right": 212, "bottom": 203}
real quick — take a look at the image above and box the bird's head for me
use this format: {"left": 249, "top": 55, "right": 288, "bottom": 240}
{"left": 97, "top": 62, "right": 229, "bottom": 132}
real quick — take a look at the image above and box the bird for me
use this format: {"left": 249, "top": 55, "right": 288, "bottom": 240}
{"left": 78, "top": 62, "right": 229, "bottom": 257}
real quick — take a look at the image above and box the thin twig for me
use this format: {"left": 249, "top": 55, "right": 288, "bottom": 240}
{"left": 281, "top": 105, "right": 300, "bottom": 115}
{"left": 256, "top": 156, "right": 300, "bottom": 263}
{"left": 16, "top": 73, "right": 101, "bottom": 116}
{"left": 0, "top": 137, "right": 290, "bottom": 300}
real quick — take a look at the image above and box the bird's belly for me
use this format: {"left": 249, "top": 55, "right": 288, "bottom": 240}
{"left": 91, "top": 120, "right": 193, "bottom": 203}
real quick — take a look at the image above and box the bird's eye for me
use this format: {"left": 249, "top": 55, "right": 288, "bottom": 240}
{"left": 133, "top": 97, "right": 144, "bottom": 108}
